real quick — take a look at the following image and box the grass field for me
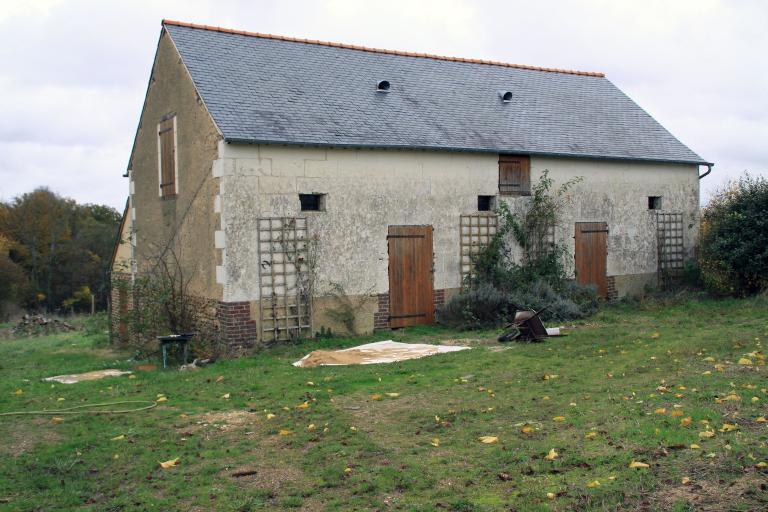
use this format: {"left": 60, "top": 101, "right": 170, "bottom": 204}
{"left": 0, "top": 296, "right": 767, "bottom": 511}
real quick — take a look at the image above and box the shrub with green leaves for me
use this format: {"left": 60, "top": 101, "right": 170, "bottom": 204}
{"left": 699, "top": 173, "right": 768, "bottom": 296}
{"left": 439, "top": 171, "right": 599, "bottom": 329}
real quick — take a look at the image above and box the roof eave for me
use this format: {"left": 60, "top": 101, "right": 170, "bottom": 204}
{"left": 222, "top": 137, "right": 712, "bottom": 167}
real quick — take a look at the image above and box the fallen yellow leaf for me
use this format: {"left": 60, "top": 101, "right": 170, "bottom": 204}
{"left": 689, "top": 443, "right": 701, "bottom": 449}
{"left": 478, "top": 436, "right": 499, "bottom": 444}
{"left": 13, "top": 389, "right": 23, "bottom": 395}
{"left": 587, "top": 480, "right": 601, "bottom": 488}
{"left": 111, "top": 435, "right": 125, "bottom": 441}
{"left": 680, "top": 417, "right": 692, "bottom": 427}
{"left": 159, "top": 458, "right": 179, "bottom": 469}
{"left": 718, "top": 423, "right": 739, "bottom": 432}
{"left": 670, "top": 410, "right": 684, "bottom": 417}
{"left": 51, "top": 416, "right": 63, "bottom": 424}
{"left": 546, "top": 492, "right": 555, "bottom": 499}
{"left": 344, "top": 467, "right": 352, "bottom": 473}
{"left": 221, "top": 393, "right": 230, "bottom": 400}
{"left": 430, "top": 437, "right": 440, "bottom": 447}
{"left": 650, "top": 332, "right": 660, "bottom": 339}
{"left": 703, "top": 356, "right": 715, "bottom": 362}
{"left": 585, "top": 431, "right": 598, "bottom": 440}
{"left": 307, "top": 423, "right": 316, "bottom": 431}
{"left": 266, "top": 413, "right": 276, "bottom": 420}
{"left": 553, "top": 416, "right": 566, "bottom": 422}
{"left": 370, "top": 394, "right": 382, "bottom": 401}
{"left": 385, "top": 392, "right": 400, "bottom": 398}
{"left": 756, "top": 462, "right": 767, "bottom": 468}
{"left": 521, "top": 425, "right": 535, "bottom": 434}
{"left": 545, "top": 448, "right": 559, "bottom": 461}
{"left": 698, "top": 430, "right": 715, "bottom": 439}
{"left": 296, "top": 401, "right": 310, "bottom": 409}
{"left": 629, "top": 460, "right": 649, "bottom": 469}
{"left": 755, "top": 416, "right": 767, "bottom": 423}
{"left": 654, "top": 408, "right": 666, "bottom": 414}
{"left": 682, "top": 476, "right": 691, "bottom": 485}
{"left": 156, "top": 396, "right": 168, "bottom": 403}
{"left": 278, "top": 429, "right": 291, "bottom": 436}
{"left": 738, "top": 358, "right": 753, "bottom": 365}
{"left": 215, "top": 375, "right": 225, "bottom": 383}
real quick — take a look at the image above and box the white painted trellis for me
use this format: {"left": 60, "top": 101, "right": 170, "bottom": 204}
{"left": 656, "top": 212, "right": 685, "bottom": 289}
{"left": 256, "top": 217, "right": 312, "bottom": 343}
{"left": 459, "top": 213, "right": 498, "bottom": 286}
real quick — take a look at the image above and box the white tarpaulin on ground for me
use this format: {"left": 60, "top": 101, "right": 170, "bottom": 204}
{"left": 43, "top": 369, "right": 133, "bottom": 384}
{"left": 293, "top": 340, "right": 471, "bottom": 368}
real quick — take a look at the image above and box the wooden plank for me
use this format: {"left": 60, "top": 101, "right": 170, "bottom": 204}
{"left": 574, "top": 222, "right": 608, "bottom": 297}
{"left": 388, "top": 225, "right": 434, "bottom": 328}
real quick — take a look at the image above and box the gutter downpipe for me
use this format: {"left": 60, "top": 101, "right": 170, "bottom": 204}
{"left": 699, "top": 164, "right": 713, "bottom": 180}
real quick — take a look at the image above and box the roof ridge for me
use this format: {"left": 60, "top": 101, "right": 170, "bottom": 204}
{"left": 162, "top": 19, "right": 605, "bottom": 78}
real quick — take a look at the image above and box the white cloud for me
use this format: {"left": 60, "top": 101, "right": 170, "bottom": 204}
{"left": 0, "top": 0, "right": 765, "bottom": 209}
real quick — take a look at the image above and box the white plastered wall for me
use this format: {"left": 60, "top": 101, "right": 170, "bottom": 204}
{"left": 215, "top": 144, "right": 700, "bottom": 302}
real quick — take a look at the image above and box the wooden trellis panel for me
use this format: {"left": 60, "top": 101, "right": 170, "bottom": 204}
{"left": 526, "top": 223, "right": 555, "bottom": 262}
{"left": 656, "top": 212, "right": 684, "bottom": 289}
{"left": 460, "top": 213, "right": 498, "bottom": 286}
{"left": 257, "top": 217, "right": 312, "bottom": 343}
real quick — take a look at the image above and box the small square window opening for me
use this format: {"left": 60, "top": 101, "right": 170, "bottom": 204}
{"left": 478, "top": 195, "right": 495, "bottom": 211}
{"left": 648, "top": 196, "right": 662, "bottom": 210}
{"left": 300, "top": 193, "right": 325, "bottom": 212}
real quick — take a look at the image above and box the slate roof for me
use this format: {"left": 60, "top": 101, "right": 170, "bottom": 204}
{"left": 162, "top": 20, "right": 709, "bottom": 166}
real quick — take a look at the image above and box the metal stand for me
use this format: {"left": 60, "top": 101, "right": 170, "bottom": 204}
{"left": 157, "top": 334, "right": 193, "bottom": 368}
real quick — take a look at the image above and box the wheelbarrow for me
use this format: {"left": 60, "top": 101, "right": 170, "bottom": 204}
{"left": 498, "top": 306, "right": 549, "bottom": 342}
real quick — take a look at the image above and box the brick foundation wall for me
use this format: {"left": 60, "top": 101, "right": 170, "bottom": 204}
{"left": 109, "top": 272, "right": 133, "bottom": 344}
{"left": 217, "top": 301, "right": 258, "bottom": 352}
{"left": 373, "top": 293, "right": 390, "bottom": 330}
{"left": 373, "top": 289, "right": 446, "bottom": 330}
{"left": 433, "top": 289, "right": 445, "bottom": 309}
{"left": 606, "top": 276, "right": 618, "bottom": 301}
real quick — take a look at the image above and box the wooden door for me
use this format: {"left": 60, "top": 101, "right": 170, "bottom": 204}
{"left": 574, "top": 222, "right": 608, "bottom": 297}
{"left": 388, "top": 225, "right": 434, "bottom": 328}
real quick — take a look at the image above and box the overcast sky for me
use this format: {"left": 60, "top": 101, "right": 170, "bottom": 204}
{"left": 0, "top": 0, "right": 765, "bottom": 211}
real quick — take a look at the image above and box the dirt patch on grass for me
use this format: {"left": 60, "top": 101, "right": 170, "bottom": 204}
{"left": 334, "top": 390, "right": 467, "bottom": 451}
{"left": 0, "top": 419, "right": 63, "bottom": 457}
{"left": 651, "top": 471, "right": 767, "bottom": 511}
{"left": 184, "top": 410, "right": 262, "bottom": 434}
{"left": 226, "top": 463, "right": 307, "bottom": 491}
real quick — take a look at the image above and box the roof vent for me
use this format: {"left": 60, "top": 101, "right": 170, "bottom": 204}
{"left": 376, "top": 80, "right": 391, "bottom": 92}
{"left": 499, "top": 90, "right": 513, "bottom": 103}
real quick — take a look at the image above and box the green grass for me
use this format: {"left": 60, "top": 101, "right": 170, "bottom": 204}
{"left": 0, "top": 297, "right": 767, "bottom": 511}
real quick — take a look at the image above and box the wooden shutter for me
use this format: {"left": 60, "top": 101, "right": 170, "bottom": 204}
{"left": 159, "top": 117, "right": 176, "bottom": 197}
{"left": 498, "top": 155, "right": 530, "bottom": 196}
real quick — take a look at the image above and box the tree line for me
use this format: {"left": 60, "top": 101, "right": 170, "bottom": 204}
{"left": 0, "top": 188, "right": 121, "bottom": 319}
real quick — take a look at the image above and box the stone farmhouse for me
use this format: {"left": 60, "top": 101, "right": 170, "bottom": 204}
{"left": 110, "top": 20, "right": 711, "bottom": 351}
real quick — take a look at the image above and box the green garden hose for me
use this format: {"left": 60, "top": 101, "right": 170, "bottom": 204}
{"left": 0, "top": 400, "right": 158, "bottom": 417}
